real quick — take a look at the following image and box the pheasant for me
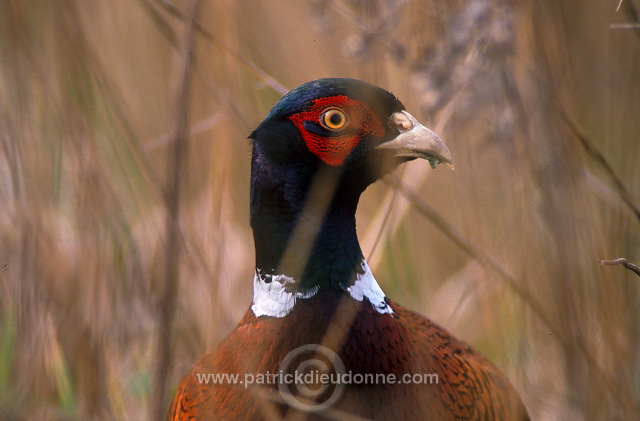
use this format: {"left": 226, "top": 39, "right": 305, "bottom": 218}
{"left": 168, "top": 78, "right": 529, "bottom": 420}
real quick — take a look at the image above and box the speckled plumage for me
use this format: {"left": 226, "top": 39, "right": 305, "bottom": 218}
{"left": 169, "top": 292, "right": 528, "bottom": 420}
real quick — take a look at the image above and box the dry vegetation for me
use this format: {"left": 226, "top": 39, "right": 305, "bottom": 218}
{"left": 1, "top": 0, "right": 639, "bottom": 420}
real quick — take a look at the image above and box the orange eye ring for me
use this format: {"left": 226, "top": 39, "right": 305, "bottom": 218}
{"left": 320, "top": 108, "right": 348, "bottom": 131}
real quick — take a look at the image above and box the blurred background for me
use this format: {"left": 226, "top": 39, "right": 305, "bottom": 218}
{"left": 1, "top": 0, "right": 639, "bottom": 420}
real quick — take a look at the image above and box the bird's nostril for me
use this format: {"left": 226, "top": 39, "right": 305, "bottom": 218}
{"left": 389, "top": 111, "right": 414, "bottom": 132}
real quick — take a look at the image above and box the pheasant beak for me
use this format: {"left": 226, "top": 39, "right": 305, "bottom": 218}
{"left": 377, "top": 111, "right": 454, "bottom": 170}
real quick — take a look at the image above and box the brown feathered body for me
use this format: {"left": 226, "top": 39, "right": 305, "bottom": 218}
{"left": 169, "top": 291, "right": 528, "bottom": 420}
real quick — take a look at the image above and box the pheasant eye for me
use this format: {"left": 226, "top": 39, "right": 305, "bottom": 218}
{"left": 320, "top": 108, "right": 348, "bottom": 131}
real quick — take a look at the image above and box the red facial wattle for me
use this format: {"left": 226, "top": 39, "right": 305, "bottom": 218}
{"left": 288, "top": 95, "right": 385, "bottom": 166}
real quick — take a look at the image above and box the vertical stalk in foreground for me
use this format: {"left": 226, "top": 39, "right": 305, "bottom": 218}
{"left": 151, "top": 1, "right": 202, "bottom": 419}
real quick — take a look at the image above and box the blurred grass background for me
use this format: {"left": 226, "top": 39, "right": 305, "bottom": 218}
{"left": 1, "top": 0, "right": 639, "bottom": 420}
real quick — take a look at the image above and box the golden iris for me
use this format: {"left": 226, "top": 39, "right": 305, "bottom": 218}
{"left": 320, "top": 108, "right": 348, "bottom": 131}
